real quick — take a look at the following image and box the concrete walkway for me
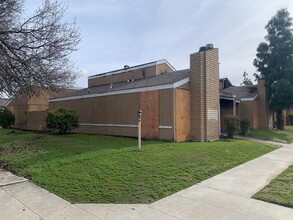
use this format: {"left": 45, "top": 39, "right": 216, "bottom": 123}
{"left": 1, "top": 141, "right": 293, "bottom": 220}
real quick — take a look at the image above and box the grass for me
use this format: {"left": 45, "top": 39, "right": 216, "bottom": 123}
{"left": 0, "top": 129, "right": 276, "bottom": 204}
{"left": 285, "top": 126, "right": 293, "bottom": 131}
{"left": 246, "top": 126, "right": 293, "bottom": 143}
{"left": 253, "top": 165, "right": 293, "bottom": 208}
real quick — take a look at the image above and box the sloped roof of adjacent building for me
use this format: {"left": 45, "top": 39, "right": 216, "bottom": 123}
{"left": 50, "top": 69, "right": 190, "bottom": 102}
{"left": 221, "top": 85, "right": 258, "bottom": 101}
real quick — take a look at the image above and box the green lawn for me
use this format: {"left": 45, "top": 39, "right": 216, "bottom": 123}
{"left": 253, "top": 165, "right": 293, "bottom": 208}
{"left": 0, "top": 129, "right": 276, "bottom": 204}
{"left": 286, "top": 126, "right": 293, "bottom": 131}
{"left": 246, "top": 126, "right": 293, "bottom": 143}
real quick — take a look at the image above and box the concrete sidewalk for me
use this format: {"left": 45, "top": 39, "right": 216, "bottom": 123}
{"left": 1, "top": 141, "right": 293, "bottom": 220}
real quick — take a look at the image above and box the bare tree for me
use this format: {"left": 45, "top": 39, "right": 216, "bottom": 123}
{"left": 0, "top": 0, "right": 81, "bottom": 97}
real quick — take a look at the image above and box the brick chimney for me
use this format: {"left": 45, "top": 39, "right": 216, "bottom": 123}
{"left": 190, "top": 44, "right": 220, "bottom": 141}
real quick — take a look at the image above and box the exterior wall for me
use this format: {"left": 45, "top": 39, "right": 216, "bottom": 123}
{"left": 159, "top": 89, "right": 174, "bottom": 141}
{"left": 238, "top": 100, "right": 259, "bottom": 129}
{"left": 190, "top": 48, "right": 220, "bottom": 141}
{"left": 258, "top": 79, "right": 273, "bottom": 129}
{"left": 88, "top": 66, "right": 155, "bottom": 87}
{"left": 14, "top": 105, "right": 28, "bottom": 129}
{"left": 50, "top": 93, "right": 140, "bottom": 137}
{"left": 88, "top": 63, "right": 174, "bottom": 88}
{"left": 50, "top": 89, "right": 175, "bottom": 141}
{"left": 220, "top": 99, "right": 234, "bottom": 132}
{"left": 156, "top": 63, "right": 174, "bottom": 75}
{"left": 7, "top": 88, "right": 78, "bottom": 130}
{"left": 175, "top": 88, "right": 191, "bottom": 141}
{"left": 27, "top": 111, "right": 47, "bottom": 130}
{"left": 219, "top": 80, "right": 224, "bottom": 91}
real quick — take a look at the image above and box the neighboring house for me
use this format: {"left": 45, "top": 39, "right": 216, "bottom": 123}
{"left": 220, "top": 81, "right": 273, "bottom": 131}
{"left": 0, "top": 98, "right": 7, "bottom": 108}
{"left": 6, "top": 88, "right": 80, "bottom": 130}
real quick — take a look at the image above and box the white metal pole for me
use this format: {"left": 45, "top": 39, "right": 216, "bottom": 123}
{"left": 138, "top": 119, "right": 141, "bottom": 150}
{"left": 138, "top": 110, "right": 142, "bottom": 150}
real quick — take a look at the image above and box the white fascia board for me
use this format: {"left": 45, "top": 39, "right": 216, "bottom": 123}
{"left": 240, "top": 94, "right": 258, "bottom": 101}
{"left": 49, "top": 78, "right": 190, "bottom": 103}
{"left": 156, "top": 60, "right": 176, "bottom": 71}
{"left": 173, "top": 77, "right": 190, "bottom": 88}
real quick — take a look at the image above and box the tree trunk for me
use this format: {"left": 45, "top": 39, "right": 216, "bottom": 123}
{"left": 276, "top": 109, "right": 284, "bottom": 130}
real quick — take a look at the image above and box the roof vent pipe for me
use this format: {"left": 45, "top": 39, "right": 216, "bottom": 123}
{"left": 124, "top": 65, "right": 129, "bottom": 70}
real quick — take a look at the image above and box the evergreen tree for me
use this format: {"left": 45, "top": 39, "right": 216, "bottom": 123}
{"left": 241, "top": 71, "right": 253, "bottom": 86}
{"left": 254, "top": 9, "right": 293, "bottom": 130}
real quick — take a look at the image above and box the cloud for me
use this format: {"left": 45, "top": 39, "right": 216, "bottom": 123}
{"left": 25, "top": 0, "right": 293, "bottom": 87}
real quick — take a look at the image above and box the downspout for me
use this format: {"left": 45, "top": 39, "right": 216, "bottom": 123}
{"left": 173, "top": 88, "right": 176, "bottom": 142}
{"left": 219, "top": 99, "right": 221, "bottom": 136}
{"left": 233, "top": 95, "right": 236, "bottom": 116}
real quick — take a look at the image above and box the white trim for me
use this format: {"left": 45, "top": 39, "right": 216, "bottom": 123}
{"left": 159, "top": 125, "right": 172, "bottom": 129}
{"left": 157, "top": 60, "right": 176, "bottom": 72}
{"left": 79, "top": 123, "right": 138, "bottom": 128}
{"left": 49, "top": 77, "right": 190, "bottom": 103}
{"left": 88, "top": 59, "right": 176, "bottom": 80}
{"left": 173, "top": 77, "right": 190, "bottom": 88}
{"left": 240, "top": 94, "right": 258, "bottom": 101}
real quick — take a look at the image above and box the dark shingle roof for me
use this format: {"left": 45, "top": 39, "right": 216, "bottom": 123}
{"left": 221, "top": 86, "right": 258, "bottom": 100}
{"left": 52, "top": 69, "right": 190, "bottom": 100}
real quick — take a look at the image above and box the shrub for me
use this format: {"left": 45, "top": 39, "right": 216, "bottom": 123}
{"left": 289, "top": 113, "right": 293, "bottom": 126}
{"left": 240, "top": 119, "right": 250, "bottom": 135}
{"left": 223, "top": 115, "right": 240, "bottom": 138}
{"left": 46, "top": 108, "right": 79, "bottom": 134}
{"left": 0, "top": 107, "right": 15, "bottom": 128}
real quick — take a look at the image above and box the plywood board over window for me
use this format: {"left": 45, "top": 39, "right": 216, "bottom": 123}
{"left": 159, "top": 89, "right": 174, "bottom": 141}
{"left": 140, "top": 90, "right": 159, "bottom": 140}
{"left": 175, "top": 88, "right": 191, "bottom": 141}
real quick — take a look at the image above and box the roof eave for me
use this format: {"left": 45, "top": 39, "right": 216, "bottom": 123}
{"left": 49, "top": 77, "right": 190, "bottom": 103}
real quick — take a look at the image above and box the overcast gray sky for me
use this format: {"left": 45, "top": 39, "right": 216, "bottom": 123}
{"left": 26, "top": 0, "right": 293, "bottom": 87}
